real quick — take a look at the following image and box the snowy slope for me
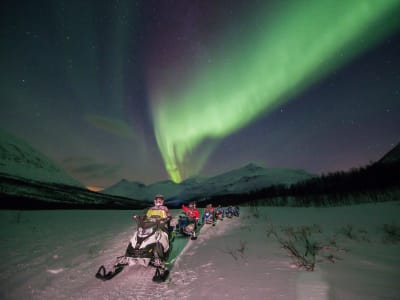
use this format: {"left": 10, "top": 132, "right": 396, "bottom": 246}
{"left": 1, "top": 202, "right": 399, "bottom": 299}
{"left": 102, "top": 179, "right": 148, "bottom": 200}
{"left": 185, "top": 163, "right": 314, "bottom": 195}
{"left": 0, "top": 130, "right": 82, "bottom": 187}
{"left": 103, "top": 163, "right": 314, "bottom": 202}
{"left": 102, "top": 179, "right": 185, "bottom": 202}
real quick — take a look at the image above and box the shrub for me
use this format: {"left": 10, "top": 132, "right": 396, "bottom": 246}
{"left": 268, "top": 224, "right": 344, "bottom": 271}
{"left": 382, "top": 223, "right": 400, "bottom": 243}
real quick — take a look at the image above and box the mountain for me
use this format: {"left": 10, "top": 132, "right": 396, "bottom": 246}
{"left": 0, "top": 130, "right": 82, "bottom": 187}
{"left": 378, "top": 143, "right": 400, "bottom": 164}
{"left": 203, "top": 163, "right": 313, "bottom": 191}
{"left": 103, "top": 163, "right": 315, "bottom": 204}
{"left": 102, "top": 178, "right": 196, "bottom": 203}
{"left": 0, "top": 130, "right": 145, "bottom": 209}
{"left": 102, "top": 179, "right": 147, "bottom": 199}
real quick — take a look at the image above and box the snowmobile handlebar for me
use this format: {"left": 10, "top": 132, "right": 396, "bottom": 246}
{"left": 133, "top": 214, "right": 170, "bottom": 231}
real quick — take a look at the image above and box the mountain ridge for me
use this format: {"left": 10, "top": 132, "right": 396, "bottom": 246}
{"left": 102, "top": 162, "right": 316, "bottom": 202}
{"left": 2, "top": 129, "right": 398, "bottom": 208}
{"left": 0, "top": 130, "right": 83, "bottom": 187}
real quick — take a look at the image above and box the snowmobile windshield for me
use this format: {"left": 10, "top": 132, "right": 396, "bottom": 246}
{"left": 138, "top": 226, "right": 154, "bottom": 237}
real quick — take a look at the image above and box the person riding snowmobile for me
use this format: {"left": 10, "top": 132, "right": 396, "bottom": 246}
{"left": 130, "top": 194, "right": 172, "bottom": 233}
{"left": 145, "top": 194, "right": 172, "bottom": 227}
{"left": 225, "top": 205, "right": 239, "bottom": 218}
{"left": 203, "top": 203, "right": 215, "bottom": 225}
{"left": 215, "top": 205, "right": 225, "bottom": 220}
{"left": 225, "top": 205, "right": 234, "bottom": 218}
{"left": 147, "top": 194, "right": 171, "bottom": 218}
{"left": 96, "top": 194, "right": 173, "bottom": 282}
{"left": 182, "top": 201, "right": 200, "bottom": 221}
{"left": 179, "top": 202, "right": 200, "bottom": 239}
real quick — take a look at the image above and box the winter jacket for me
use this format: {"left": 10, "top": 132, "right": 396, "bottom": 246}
{"left": 182, "top": 204, "right": 200, "bottom": 219}
{"left": 147, "top": 205, "right": 171, "bottom": 218}
{"left": 205, "top": 207, "right": 214, "bottom": 213}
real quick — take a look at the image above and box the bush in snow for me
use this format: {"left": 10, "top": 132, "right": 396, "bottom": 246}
{"left": 221, "top": 240, "right": 247, "bottom": 261}
{"left": 338, "top": 224, "right": 370, "bottom": 242}
{"left": 382, "top": 223, "right": 400, "bottom": 243}
{"left": 267, "top": 223, "right": 344, "bottom": 271}
{"left": 338, "top": 224, "right": 356, "bottom": 240}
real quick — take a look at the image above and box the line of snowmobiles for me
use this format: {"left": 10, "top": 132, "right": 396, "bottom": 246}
{"left": 95, "top": 205, "right": 239, "bottom": 283}
{"left": 202, "top": 205, "right": 240, "bottom": 224}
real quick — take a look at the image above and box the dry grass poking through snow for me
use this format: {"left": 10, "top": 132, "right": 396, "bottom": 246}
{"left": 267, "top": 223, "right": 346, "bottom": 271}
{"left": 265, "top": 216, "right": 400, "bottom": 274}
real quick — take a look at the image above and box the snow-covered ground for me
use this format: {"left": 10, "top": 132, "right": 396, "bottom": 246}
{"left": 0, "top": 202, "right": 399, "bottom": 299}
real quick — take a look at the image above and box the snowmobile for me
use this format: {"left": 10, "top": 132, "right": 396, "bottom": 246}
{"left": 225, "top": 209, "right": 232, "bottom": 218}
{"left": 203, "top": 211, "right": 215, "bottom": 225}
{"left": 175, "top": 213, "right": 199, "bottom": 240}
{"left": 225, "top": 206, "right": 239, "bottom": 218}
{"left": 233, "top": 206, "right": 240, "bottom": 217}
{"left": 95, "top": 208, "right": 173, "bottom": 282}
{"left": 215, "top": 207, "right": 224, "bottom": 220}
{"left": 225, "top": 206, "right": 234, "bottom": 218}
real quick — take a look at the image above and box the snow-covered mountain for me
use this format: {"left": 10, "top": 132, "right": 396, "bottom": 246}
{"left": 0, "top": 130, "right": 83, "bottom": 187}
{"left": 102, "top": 179, "right": 180, "bottom": 203}
{"left": 102, "top": 178, "right": 201, "bottom": 202}
{"left": 194, "top": 163, "right": 313, "bottom": 193}
{"left": 0, "top": 131, "right": 148, "bottom": 209}
{"left": 103, "top": 163, "right": 314, "bottom": 202}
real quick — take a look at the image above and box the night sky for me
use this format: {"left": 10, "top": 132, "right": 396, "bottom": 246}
{"left": 1, "top": 0, "right": 399, "bottom": 189}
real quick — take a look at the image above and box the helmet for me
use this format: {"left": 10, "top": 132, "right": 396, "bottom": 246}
{"left": 154, "top": 194, "right": 164, "bottom": 206}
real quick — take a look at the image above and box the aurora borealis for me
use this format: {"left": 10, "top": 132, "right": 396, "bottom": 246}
{"left": 1, "top": 0, "right": 400, "bottom": 187}
{"left": 148, "top": 0, "right": 400, "bottom": 182}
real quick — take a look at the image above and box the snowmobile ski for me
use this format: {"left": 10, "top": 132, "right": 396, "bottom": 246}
{"left": 95, "top": 263, "right": 125, "bottom": 281}
{"left": 190, "top": 231, "right": 198, "bottom": 240}
{"left": 152, "top": 267, "right": 170, "bottom": 282}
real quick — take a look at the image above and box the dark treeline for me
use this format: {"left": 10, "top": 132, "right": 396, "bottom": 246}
{"left": 204, "top": 161, "right": 400, "bottom": 207}
{"left": 289, "top": 161, "right": 400, "bottom": 196}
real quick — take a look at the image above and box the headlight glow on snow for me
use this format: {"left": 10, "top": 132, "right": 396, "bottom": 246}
{"left": 149, "top": 0, "right": 400, "bottom": 183}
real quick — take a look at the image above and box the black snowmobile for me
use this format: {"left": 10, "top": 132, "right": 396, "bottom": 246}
{"left": 175, "top": 212, "right": 200, "bottom": 240}
{"left": 225, "top": 206, "right": 239, "bottom": 218}
{"left": 95, "top": 209, "right": 173, "bottom": 282}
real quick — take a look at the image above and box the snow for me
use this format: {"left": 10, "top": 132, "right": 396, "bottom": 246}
{"left": 0, "top": 202, "right": 399, "bottom": 299}
{"left": 0, "top": 130, "right": 83, "bottom": 187}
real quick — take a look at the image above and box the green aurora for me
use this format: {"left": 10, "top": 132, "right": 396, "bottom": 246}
{"left": 150, "top": 0, "right": 400, "bottom": 183}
